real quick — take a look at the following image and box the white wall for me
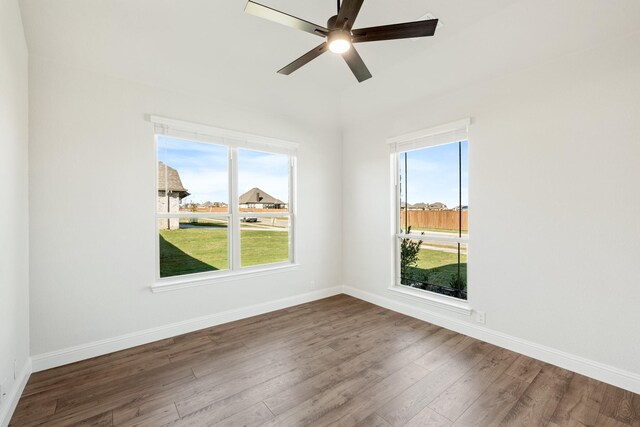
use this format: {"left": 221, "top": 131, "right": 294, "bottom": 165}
{"left": 0, "top": 0, "right": 30, "bottom": 422}
{"left": 28, "top": 56, "right": 342, "bottom": 360}
{"left": 342, "top": 31, "right": 640, "bottom": 383}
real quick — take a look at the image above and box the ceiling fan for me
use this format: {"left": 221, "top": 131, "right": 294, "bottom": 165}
{"left": 244, "top": 0, "right": 438, "bottom": 82}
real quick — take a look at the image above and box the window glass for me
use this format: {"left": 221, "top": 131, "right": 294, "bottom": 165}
{"left": 157, "top": 136, "right": 229, "bottom": 213}
{"left": 398, "top": 139, "right": 468, "bottom": 300}
{"left": 159, "top": 218, "right": 229, "bottom": 277}
{"left": 155, "top": 134, "right": 295, "bottom": 282}
{"left": 240, "top": 216, "right": 290, "bottom": 267}
{"left": 399, "top": 237, "right": 467, "bottom": 300}
{"left": 238, "top": 149, "right": 289, "bottom": 212}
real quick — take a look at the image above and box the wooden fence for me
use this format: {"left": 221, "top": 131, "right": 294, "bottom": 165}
{"left": 400, "top": 210, "right": 468, "bottom": 231}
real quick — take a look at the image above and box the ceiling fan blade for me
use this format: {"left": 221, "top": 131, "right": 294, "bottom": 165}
{"left": 352, "top": 19, "right": 438, "bottom": 43}
{"left": 277, "top": 43, "right": 329, "bottom": 75}
{"left": 342, "top": 47, "right": 372, "bottom": 82}
{"left": 245, "top": 1, "right": 328, "bottom": 37}
{"left": 335, "top": 0, "right": 364, "bottom": 30}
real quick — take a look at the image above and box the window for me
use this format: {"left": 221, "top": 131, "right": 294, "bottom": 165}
{"left": 391, "top": 119, "right": 469, "bottom": 300}
{"left": 153, "top": 116, "right": 296, "bottom": 286}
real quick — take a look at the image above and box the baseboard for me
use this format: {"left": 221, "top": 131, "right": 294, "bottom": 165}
{"left": 31, "top": 286, "right": 342, "bottom": 372}
{"left": 342, "top": 285, "right": 640, "bottom": 394}
{"left": 0, "top": 359, "right": 32, "bottom": 427}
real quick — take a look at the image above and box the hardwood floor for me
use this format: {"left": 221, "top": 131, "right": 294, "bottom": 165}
{"left": 11, "top": 295, "right": 640, "bottom": 426}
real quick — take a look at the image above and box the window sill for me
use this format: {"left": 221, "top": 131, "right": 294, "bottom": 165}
{"left": 387, "top": 284, "right": 472, "bottom": 315}
{"left": 151, "top": 263, "right": 300, "bottom": 293}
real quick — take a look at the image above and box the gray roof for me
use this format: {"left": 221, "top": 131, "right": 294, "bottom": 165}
{"left": 239, "top": 187, "right": 284, "bottom": 205}
{"left": 158, "top": 162, "right": 190, "bottom": 199}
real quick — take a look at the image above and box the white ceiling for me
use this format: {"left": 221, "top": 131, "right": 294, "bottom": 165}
{"left": 19, "top": 0, "right": 640, "bottom": 127}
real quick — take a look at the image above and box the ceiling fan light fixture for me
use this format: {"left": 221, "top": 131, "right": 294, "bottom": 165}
{"left": 327, "top": 30, "right": 352, "bottom": 54}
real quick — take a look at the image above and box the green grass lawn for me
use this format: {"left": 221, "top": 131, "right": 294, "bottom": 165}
{"left": 406, "top": 248, "right": 467, "bottom": 290}
{"left": 159, "top": 226, "right": 288, "bottom": 277}
{"left": 241, "top": 230, "right": 289, "bottom": 267}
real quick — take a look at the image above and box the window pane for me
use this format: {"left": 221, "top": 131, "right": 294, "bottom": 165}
{"left": 399, "top": 141, "right": 468, "bottom": 236}
{"left": 159, "top": 218, "right": 229, "bottom": 277}
{"left": 240, "top": 216, "right": 289, "bottom": 267}
{"left": 238, "top": 149, "right": 289, "bottom": 212}
{"left": 399, "top": 238, "right": 467, "bottom": 300}
{"left": 157, "top": 136, "right": 229, "bottom": 214}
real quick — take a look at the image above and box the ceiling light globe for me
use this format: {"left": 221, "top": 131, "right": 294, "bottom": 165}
{"left": 328, "top": 31, "right": 351, "bottom": 54}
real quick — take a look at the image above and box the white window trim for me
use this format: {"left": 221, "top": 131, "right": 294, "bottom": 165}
{"left": 388, "top": 118, "right": 472, "bottom": 313}
{"left": 150, "top": 115, "right": 298, "bottom": 292}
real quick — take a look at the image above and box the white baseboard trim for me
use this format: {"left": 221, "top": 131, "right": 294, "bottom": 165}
{"left": 0, "top": 359, "right": 32, "bottom": 427}
{"left": 31, "top": 286, "right": 342, "bottom": 372}
{"left": 342, "top": 285, "right": 640, "bottom": 394}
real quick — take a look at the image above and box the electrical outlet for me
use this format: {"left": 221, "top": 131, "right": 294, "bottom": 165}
{"left": 476, "top": 310, "right": 486, "bottom": 324}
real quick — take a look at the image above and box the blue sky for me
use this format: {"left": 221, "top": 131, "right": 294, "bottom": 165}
{"left": 400, "top": 140, "right": 468, "bottom": 208}
{"left": 157, "top": 136, "right": 289, "bottom": 204}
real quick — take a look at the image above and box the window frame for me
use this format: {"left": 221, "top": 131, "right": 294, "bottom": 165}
{"left": 388, "top": 118, "right": 472, "bottom": 312}
{"left": 151, "top": 116, "right": 298, "bottom": 291}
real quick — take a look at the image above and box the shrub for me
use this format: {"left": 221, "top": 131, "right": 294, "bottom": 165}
{"left": 400, "top": 226, "right": 422, "bottom": 285}
{"left": 448, "top": 274, "right": 467, "bottom": 294}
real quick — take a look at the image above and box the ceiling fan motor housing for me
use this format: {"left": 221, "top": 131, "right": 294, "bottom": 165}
{"left": 327, "top": 15, "right": 338, "bottom": 29}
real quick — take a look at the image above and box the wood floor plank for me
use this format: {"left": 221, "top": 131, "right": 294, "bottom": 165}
{"left": 355, "top": 413, "right": 393, "bottom": 427}
{"left": 22, "top": 366, "right": 196, "bottom": 426}
{"left": 8, "top": 394, "right": 57, "bottom": 425}
{"left": 369, "top": 328, "right": 457, "bottom": 378}
{"left": 174, "top": 346, "right": 336, "bottom": 417}
{"left": 262, "top": 321, "right": 437, "bottom": 416}
{"left": 504, "top": 354, "right": 544, "bottom": 384}
{"left": 75, "top": 410, "right": 113, "bottom": 427}
{"left": 403, "top": 406, "right": 452, "bottom": 427}
{"left": 23, "top": 337, "right": 176, "bottom": 390}
{"left": 428, "top": 347, "right": 519, "bottom": 421}
{"left": 210, "top": 402, "right": 274, "bottom": 427}
{"left": 189, "top": 304, "right": 389, "bottom": 378}
{"left": 259, "top": 369, "right": 382, "bottom": 427}
{"left": 594, "top": 413, "right": 631, "bottom": 427}
{"left": 173, "top": 320, "right": 401, "bottom": 418}
{"left": 600, "top": 383, "right": 639, "bottom": 425}
{"left": 413, "top": 334, "right": 475, "bottom": 371}
{"left": 315, "top": 363, "right": 430, "bottom": 426}
{"left": 167, "top": 323, "right": 411, "bottom": 425}
{"left": 10, "top": 295, "right": 639, "bottom": 427}
{"left": 497, "top": 364, "right": 574, "bottom": 427}
{"left": 452, "top": 372, "right": 528, "bottom": 427}
{"left": 548, "top": 373, "right": 606, "bottom": 427}
{"left": 113, "top": 402, "right": 180, "bottom": 427}
{"left": 376, "top": 341, "right": 496, "bottom": 426}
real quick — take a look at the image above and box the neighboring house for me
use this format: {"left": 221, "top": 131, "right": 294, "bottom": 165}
{"left": 239, "top": 187, "right": 286, "bottom": 209}
{"left": 408, "top": 202, "right": 448, "bottom": 211}
{"left": 158, "top": 161, "right": 190, "bottom": 230}
{"left": 428, "top": 202, "right": 448, "bottom": 211}
{"left": 410, "top": 202, "right": 429, "bottom": 210}
{"left": 201, "top": 201, "right": 228, "bottom": 208}
{"left": 454, "top": 205, "right": 469, "bottom": 211}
